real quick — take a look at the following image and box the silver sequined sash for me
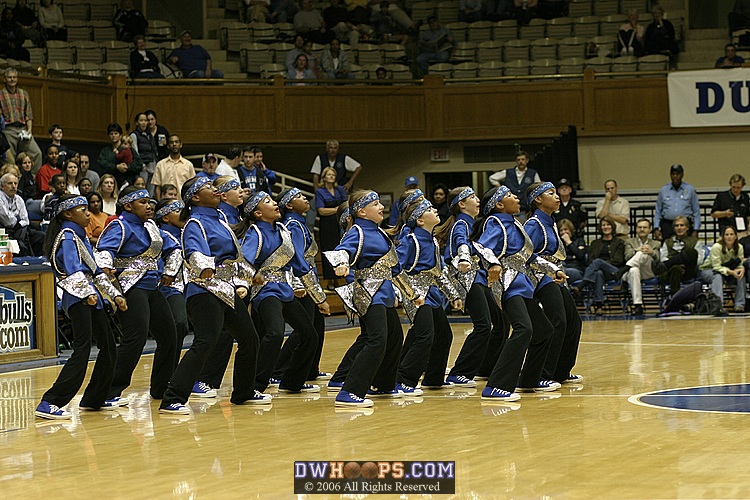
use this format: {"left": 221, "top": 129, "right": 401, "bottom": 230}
{"left": 114, "top": 220, "right": 163, "bottom": 293}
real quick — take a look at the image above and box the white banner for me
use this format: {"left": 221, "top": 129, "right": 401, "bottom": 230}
{"left": 668, "top": 68, "right": 750, "bottom": 127}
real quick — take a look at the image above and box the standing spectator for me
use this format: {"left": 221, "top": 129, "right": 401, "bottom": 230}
{"left": 285, "top": 34, "right": 307, "bottom": 72}
{"left": 13, "top": 0, "right": 43, "bottom": 47}
{"left": 0, "top": 68, "right": 42, "bottom": 173}
{"left": 431, "top": 182, "right": 450, "bottom": 224}
{"left": 711, "top": 173, "right": 750, "bottom": 233}
{"left": 151, "top": 135, "right": 195, "bottom": 200}
{"left": 729, "top": 0, "right": 750, "bottom": 34}
{"left": 575, "top": 217, "right": 625, "bottom": 316}
{"left": 38, "top": 0, "right": 66, "bottom": 41}
{"left": 700, "top": 226, "right": 746, "bottom": 312}
{"left": 654, "top": 164, "right": 700, "bottom": 240}
{"left": 79, "top": 154, "right": 98, "bottom": 191}
{"left": 316, "top": 166, "right": 348, "bottom": 285}
{"left": 294, "top": 0, "right": 330, "bottom": 45}
{"left": 387, "top": 175, "right": 419, "bottom": 227}
{"left": 130, "top": 112, "right": 158, "bottom": 193}
{"left": 97, "top": 122, "right": 143, "bottom": 189}
{"left": 0, "top": 172, "right": 44, "bottom": 256}
{"left": 644, "top": 6, "right": 679, "bottom": 61}
{"left": 460, "top": 0, "right": 484, "bottom": 22}
{"left": 557, "top": 218, "right": 586, "bottom": 282}
{"left": 113, "top": 0, "right": 148, "bottom": 42}
{"left": 554, "top": 178, "right": 587, "bottom": 237}
{"left": 321, "top": 38, "right": 353, "bottom": 79}
{"left": 0, "top": 8, "right": 29, "bottom": 62}
{"left": 34, "top": 144, "right": 60, "bottom": 198}
{"left": 47, "top": 123, "right": 67, "bottom": 168}
{"left": 489, "top": 150, "right": 540, "bottom": 217}
{"left": 416, "top": 17, "right": 454, "bottom": 75}
{"left": 145, "top": 109, "right": 170, "bottom": 161}
{"left": 216, "top": 144, "right": 241, "bottom": 182}
{"left": 618, "top": 218, "right": 661, "bottom": 316}
{"left": 310, "top": 139, "right": 362, "bottom": 191}
{"left": 196, "top": 153, "right": 219, "bottom": 181}
{"left": 653, "top": 216, "right": 701, "bottom": 295}
{"left": 168, "top": 30, "right": 224, "bottom": 79}
{"left": 595, "top": 179, "right": 630, "bottom": 238}
{"left": 617, "top": 8, "right": 645, "bottom": 57}
{"left": 130, "top": 36, "right": 163, "bottom": 79}
{"left": 238, "top": 145, "right": 276, "bottom": 194}
{"left": 716, "top": 43, "right": 745, "bottom": 68}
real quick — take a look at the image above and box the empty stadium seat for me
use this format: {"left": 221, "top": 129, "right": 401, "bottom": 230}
{"left": 66, "top": 20, "right": 91, "bottom": 42}
{"left": 530, "top": 58, "right": 558, "bottom": 76}
{"left": 568, "top": 0, "right": 593, "bottom": 17}
{"left": 46, "top": 41, "right": 74, "bottom": 64}
{"left": 558, "top": 36, "right": 586, "bottom": 59}
{"left": 89, "top": 20, "right": 116, "bottom": 41}
{"left": 468, "top": 20, "right": 493, "bottom": 43}
{"left": 531, "top": 37, "right": 558, "bottom": 60}
{"left": 503, "top": 59, "right": 530, "bottom": 77}
{"left": 453, "top": 41, "right": 477, "bottom": 61}
{"left": 546, "top": 17, "right": 573, "bottom": 38}
{"left": 241, "top": 43, "right": 273, "bottom": 73}
{"left": 593, "top": 0, "right": 619, "bottom": 16}
{"left": 453, "top": 61, "right": 479, "bottom": 78}
{"left": 503, "top": 39, "right": 530, "bottom": 62}
{"left": 520, "top": 18, "right": 546, "bottom": 40}
{"left": 73, "top": 41, "right": 104, "bottom": 64}
{"left": 381, "top": 43, "right": 406, "bottom": 63}
{"left": 493, "top": 20, "right": 517, "bottom": 41}
{"left": 478, "top": 60, "right": 503, "bottom": 77}
{"left": 429, "top": 62, "right": 453, "bottom": 77}
{"left": 611, "top": 55, "right": 637, "bottom": 76}
{"left": 103, "top": 40, "right": 130, "bottom": 64}
{"left": 269, "top": 42, "right": 293, "bottom": 64}
{"left": 573, "top": 15, "right": 600, "bottom": 38}
{"left": 100, "top": 61, "right": 129, "bottom": 76}
{"left": 585, "top": 55, "right": 612, "bottom": 74}
{"left": 446, "top": 22, "right": 469, "bottom": 43}
{"left": 356, "top": 43, "right": 382, "bottom": 65}
{"left": 558, "top": 56, "right": 584, "bottom": 73}
{"left": 477, "top": 40, "right": 502, "bottom": 62}
{"left": 260, "top": 63, "right": 286, "bottom": 78}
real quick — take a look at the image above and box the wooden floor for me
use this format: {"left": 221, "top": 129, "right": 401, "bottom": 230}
{"left": 2, "top": 316, "right": 750, "bottom": 498}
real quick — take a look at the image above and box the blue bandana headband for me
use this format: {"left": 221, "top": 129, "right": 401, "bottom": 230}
{"left": 527, "top": 182, "right": 555, "bottom": 207}
{"left": 215, "top": 178, "right": 240, "bottom": 194}
{"left": 185, "top": 177, "right": 213, "bottom": 201}
{"left": 399, "top": 189, "right": 423, "bottom": 212}
{"left": 483, "top": 186, "right": 511, "bottom": 215}
{"left": 351, "top": 191, "right": 379, "bottom": 213}
{"left": 338, "top": 207, "right": 350, "bottom": 229}
{"left": 55, "top": 196, "right": 87, "bottom": 218}
{"left": 450, "top": 187, "right": 475, "bottom": 209}
{"left": 118, "top": 189, "right": 150, "bottom": 206}
{"left": 407, "top": 199, "right": 433, "bottom": 225}
{"left": 279, "top": 187, "right": 301, "bottom": 208}
{"left": 155, "top": 200, "right": 184, "bottom": 219}
{"left": 244, "top": 190, "right": 270, "bottom": 216}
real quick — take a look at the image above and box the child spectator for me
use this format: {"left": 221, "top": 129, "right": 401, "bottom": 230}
{"left": 34, "top": 144, "right": 61, "bottom": 198}
{"left": 41, "top": 173, "right": 66, "bottom": 224}
{"left": 47, "top": 124, "right": 68, "bottom": 168}
{"left": 116, "top": 134, "right": 135, "bottom": 171}
{"left": 64, "top": 158, "right": 81, "bottom": 195}
{"left": 84, "top": 191, "right": 107, "bottom": 245}
{"left": 78, "top": 177, "right": 93, "bottom": 196}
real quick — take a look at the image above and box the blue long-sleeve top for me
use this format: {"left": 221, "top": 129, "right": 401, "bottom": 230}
{"left": 524, "top": 209, "right": 560, "bottom": 289}
{"left": 218, "top": 201, "right": 240, "bottom": 225}
{"left": 55, "top": 221, "right": 107, "bottom": 314}
{"left": 159, "top": 223, "right": 183, "bottom": 299}
{"left": 477, "top": 212, "right": 535, "bottom": 300}
{"left": 284, "top": 211, "right": 316, "bottom": 276}
{"left": 96, "top": 211, "right": 179, "bottom": 291}
{"left": 655, "top": 181, "right": 700, "bottom": 231}
{"left": 444, "top": 212, "right": 487, "bottom": 287}
{"left": 336, "top": 218, "right": 400, "bottom": 308}
{"left": 397, "top": 226, "right": 444, "bottom": 308}
{"left": 242, "top": 219, "right": 295, "bottom": 305}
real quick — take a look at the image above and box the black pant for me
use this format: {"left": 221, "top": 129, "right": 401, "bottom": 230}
{"left": 478, "top": 287, "right": 509, "bottom": 377}
{"left": 343, "top": 305, "right": 402, "bottom": 397}
{"left": 660, "top": 248, "right": 699, "bottom": 293}
{"left": 330, "top": 320, "right": 368, "bottom": 383}
{"left": 108, "top": 287, "right": 177, "bottom": 400}
{"left": 255, "top": 297, "right": 318, "bottom": 392}
{"left": 548, "top": 286, "right": 582, "bottom": 382}
{"left": 487, "top": 295, "right": 552, "bottom": 392}
{"left": 273, "top": 294, "right": 326, "bottom": 380}
{"left": 536, "top": 282, "right": 566, "bottom": 381}
{"left": 398, "top": 305, "right": 452, "bottom": 387}
{"left": 166, "top": 292, "right": 189, "bottom": 367}
{"left": 162, "top": 293, "right": 259, "bottom": 406}
{"left": 42, "top": 302, "right": 117, "bottom": 408}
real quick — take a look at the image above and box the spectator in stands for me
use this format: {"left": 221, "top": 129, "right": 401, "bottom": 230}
{"left": 196, "top": 153, "right": 219, "bottom": 181}
{"left": 47, "top": 123, "right": 67, "bottom": 168}
{"left": 460, "top": 0, "right": 484, "bottom": 23}
{"left": 557, "top": 218, "right": 586, "bottom": 282}
{"left": 0, "top": 172, "right": 43, "bottom": 255}
{"left": 0, "top": 68, "right": 42, "bottom": 173}
{"left": 554, "top": 178, "right": 587, "bottom": 237}
{"left": 13, "top": 0, "right": 43, "bottom": 47}
{"left": 15, "top": 151, "right": 35, "bottom": 202}
{"left": 238, "top": 145, "right": 276, "bottom": 194}
{"left": 618, "top": 8, "right": 645, "bottom": 57}
{"left": 38, "top": 0, "right": 66, "bottom": 42}
{"left": 511, "top": 0, "right": 537, "bottom": 26}
{"left": 84, "top": 191, "right": 106, "bottom": 245}
{"left": 618, "top": 218, "right": 661, "bottom": 316}
{"left": 40, "top": 173, "right": 64, "bottom": 224}
{"left": 285, "top": 35, "right": 306, "bottom": 72}
{"left": 595, "top": 179, "right": 630, "bottom": 238}
{"left": 345, "top": 0, "right": 370, "bottom": 25}
{"left": 644, "top": 6, "right": 679, "bottom": 61}
{"left": 113, "top": 0, "right": 148, "bottom": 43}
{"left": 98, "top": 122, "right": 143, "bottom": 189}
{"left": 386, "top": 175, "right": 418, "bottom": 226}
{"left": 268, "top": 0, "right": 298, "bottom": 23}
{"left": 729, "top": 0, "right": 750, "bottom": 35}
{"left": 243, "top": 0, "right": 271, "bottom": 23}
{"left": 216, "top": 144, "right": 241, "bottom": 182}
{"left": 316, "top": 166, "right": 348, "bottom": 285}
{"left": 0, "top": 8, "right": 29, "bottom": 62}
{"left": 375, "top": 66, "right": 388, "bottom": 79}
{"left": 370, "top": 1, "right": 409, "bottom": 45}
{"left": 34, "top": 144, "right": 60, "bottom": 198}
{"left": 286, "top": 53, "right": 316, "bottom": 84}
{"left": 130, "top": 112, "right": 158, "bottom": 193}
{"left": 711, "top": 173, "right": 750, "bottom": 233}
{"left": 168, "top": 30, "right": 224, "bottom": 79}
{"left": 96, "top": 173, "right": 118, "bottom": 215}
{"left": 575, "top": 216, "right": 625, "bottom": 316}
{"left": 489, "top": 150, "right": 540, "bottom": 219}
{"left": 63, "top": 158, "right": 81, "bottom": 195}
{"left": 716, "top": 43, "right": 745, "bottom": 68}
{"left": 654, "top": 164, "right": 700, "bottom": 241}
{"left": 321, "top": 38, "right": 353, "bottom": 79}
{"left": 324, "top": 0, "right": 362, "bottom": 47}
{"left": 416, "top": 17, "right": 454, "bottom": 76}
{"left": 486, "top": 0, "right": 513, "bottom": 21}
{"left": 536, "top": 0, "right": 565, "bottom": 20}
{"left": 310, "top": 138, "right": 362, "bottom": 191}
{"left": 653, "top": 216, "right": 701, "bottom": 296}
{"left": 151, "top": 134, "right": 195, "bottom": 200}
{"left": 432, "top": 182, "right": 450, "bottom": 224}
{"left": 294, "top": 0, "right": 331, "bottom": 45}
{"left": 145, "top": 109, "right": 170, "bottom": 160}
{"left": 160, "top": 183, "right": 178, "bottom": 200}
{"left": 700, "top": 225, "right": 746, "bottom": 312}
{"left": 77, "top": 177, "right": 92, "bottom": 195}
{"left": 79, "top": 154, "right": 98, "bottom": 191}
{"left": 301, "top": 38, "right": 318, "bottom": 75}
{"left": 130, "top": 36, "right": 163, "bottom": 79}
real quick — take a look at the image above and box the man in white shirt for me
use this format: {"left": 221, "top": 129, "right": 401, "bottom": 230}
{"left": 596, "top": 179, "right": 631, "bottom": 238}
{"left": 216, "top": 144, "right": 242, "bottom": 183}
{"left": 0, "top": 173, "right": 44, "bottom": 256}
{"left": 310, "top": 139, "right": 362, "bottom": 191}
{"left": 617, "top": 218, "right": 661, "bottom": 316}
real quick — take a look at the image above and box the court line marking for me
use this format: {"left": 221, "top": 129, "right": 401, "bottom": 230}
{"left": 629, "top": 383, "right": 750, "bottom": 414}
{"left": 581, "top": 341, "right": 750, "bottom": 347}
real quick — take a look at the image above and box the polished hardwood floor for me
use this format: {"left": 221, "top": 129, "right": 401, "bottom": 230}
{"left": 2, "top": 316, "right": 750, "bottom": 498}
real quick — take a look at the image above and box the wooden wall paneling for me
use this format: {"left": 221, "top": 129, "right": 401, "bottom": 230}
{"left": 45, "top": 79, "right": 114, "bottom": 141}
{"left": 585, "top": 76, "right": 671, "bottom": 135}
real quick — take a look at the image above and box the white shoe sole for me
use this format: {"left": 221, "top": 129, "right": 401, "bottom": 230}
{"left": 334, "top": 400, "right": 374, "bottom": 408}
{"left": 481, "top": 393, "right": 521, "bottom": 402}
{"left": 35, "top": 411, "right": 71, "bottom": 420}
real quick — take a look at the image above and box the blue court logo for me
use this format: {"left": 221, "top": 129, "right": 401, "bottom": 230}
{"left": 630, "top": 384, "right": 750, "bottom": 414}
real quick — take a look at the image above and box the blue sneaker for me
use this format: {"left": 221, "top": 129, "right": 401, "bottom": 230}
{"left": 563, "top": 374, "right": 584, "bottom": 384}
{"left": 35, "top": 401, "right": 71, "bottom": 420}
{"left": 159, "top": 403, "right": 191, "bottom": 415}
{"left": 517, "top": 380, "right": 562, "bottom": 393}
{"left": 421, "top": 381, "right": 455, "bottom": 390}
{"left": 327, "top": 380, "right": 344, "bottom": 391}
{"left": 445, "top": 375, "right": 477, "bottom": 387}
{"left": 268, "top": 378, "right": 281, "bottom": 387}
{"left": 279, "top": 383, "right": 320, "bottom": 393}
{"left": 367, "top": 387, "right": 404, "bottom": 398}
{"left": 335, "top": 390, "right": 374, "bottom": 408}
{"left": 396, "top": 383, "right": 424, "bottom": 396}
{"left": 481, "top": 387, "right": 521, "bottom": 402}
{"left": 314, "top": 371, "right": 332, "bottom": 381}
{"left": 240, "top": 390, "right": 273, "bottom": 405}
{"left": 103, "top": 397, "right": 129, "bottom": 408}
{"left": 191, "top": 381, "right": 217, "bottom": 398}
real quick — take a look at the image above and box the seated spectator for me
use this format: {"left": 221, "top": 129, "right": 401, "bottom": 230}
{"left": 130, "top": 36, "right": 163, "bottom": 79}
{"left": 711, "top": 173, "right": 750, "bottom": 233}
{"left": 554, "top": 178, "right": 587, "bottom": 237}
{"left": 375, "top": 66, "right": 388, "bottom": 79}
{"left": 79, "top": 154, "right": 98, "bottom": 191}
{"left": 729, "top": 0, "right": 750, "bottom": 34}
{"left": 294, "top": 0, "right": 331, "bottom": 45}
{"left": 595, "top": 179, "right": 630, "bottom": 238}
{"left": 700, "top": 225, "right": 745, "bottom": 312}
{"left": 325, "top": 0, "right": 362, "bottom": 46}
{"left": 113, "top": 0, "right": 148, "bottom": 43}
{"left": 41, "top": 173, "right": 65, "bottom": 225}
{"left": 0, "top": 172, "right": 43, "bottom": 256}
{"left": 77, "top": 177, "right": 92, "bottom": 196}
{"left": 38, "top": 0, "right": 66, "bottom": 41}
{"left": 652, "top": 216, "right": 701, "bottom": 296}
{"left": 618, "top": 218, "right": 661, "bottom": 316}
{"left": 321, "top": 38, "right": 353, "bottom": 79}
{"left": 243, "top": 0, "right": 271, "bottom": 23}
{"left": 460, "top": 0, "right": 484, "bottom": 23}
{"left": 12, "top": 0, "right": 42, "bottom": 47}
{"left": 63, "top": 158, "right": 81, "bottom": 195}
{"left": 15, "top": 152, "right": 35, "bottom": 201}
{"left": 575, "top": 217, "right": 625, "bottom": 316}
{"left": 486, "top": 0, "right": 513, "bottom": 21}
{"left": 196, "top": 153, "right": 219, "bottom": 181}
{"left": 47, "top": 123, "right": 68, "bottom": 168}
{"left": 269, "top": 0, "right": 298, "bottom": 23}
{"left": 302, "top": 38, "right": 318, "bottom": 75}
{"left": 286, "top": 53, "right": 316, "bottom": 84}
{"left": 0, "top": 8, "right": 29, "bottom": 62}
{"left": 645, "top": 6, "right": 679, "bottom": 61}
{"left": 34, "top": 144, "right": 61, "bottom": 198}
{"left": 558, "top": 218, "right": 586, "bottom": 283}
{"left": 416, "top": 17, "right": 454, "bottom": 75}
{"left": 84, "top": 191, "right": 107, "bottom": 245}
{"left": 618, "top": 9, "right": 645, "bottom": 57}
{"left": 160, "top": 183, "right": 178, "bottom": 200}
{"left": 369, "top": 0, "right": 409, "bottom": 45}
{"left": 512, "top": 0, "right": 537, "bottom": 26}
{"left": 98, "top": 122, "right": 143, "bottom": 188}
{"left": 716, "top": 43, "right": 745, "bottom": 68}
{"left": 345, "top": 0, "right": 370, "bottom": 25}
{"left": 285, "top": 34, "right": 307, "bottom": 71}
{"left": 96, "top": 173, "right": 118, "bottom": 215}
{"left": 168, "top": 30, "right": 224, "bottom": 79}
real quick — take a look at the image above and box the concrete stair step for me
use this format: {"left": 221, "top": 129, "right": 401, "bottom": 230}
{"left": 224, "top": 72, "right": 249, "bottom": 80}
{"left": 193, "top": 39, "right": 222, "bottom": 50}
{"left": 206, "top": 0, "right": 221, "bottom": 7}
{"left": 208, "top": 50, "right": 227, "bottom": 62}
{"left": 676, "top": 61, "right": 714, "bottom": 71}
{"left": 207, "top": 7, "right": 225, "bottom": 19}
{"left": 214, "top": 60, "right": 241, "bottom": 72}
{"left": 684, "top": 38, "right": 729, "bottom": 52}
{"left": 686, "top": 28, "right": 729, "bottom": 40}
{"left": 679, "top": 50, "right": 724, "bottom": 63}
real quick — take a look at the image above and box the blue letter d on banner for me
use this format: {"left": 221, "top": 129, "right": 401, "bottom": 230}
{"left": 696, "top": 82, "right": 724, "bottom": 113}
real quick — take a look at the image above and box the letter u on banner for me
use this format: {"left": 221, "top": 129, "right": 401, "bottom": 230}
{"left": 668, "top": 68, "right": 750, "bottom": 127}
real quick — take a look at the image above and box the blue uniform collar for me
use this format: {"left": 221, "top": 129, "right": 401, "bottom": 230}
{"left": 120, "top": 211, "right": 144, "bottom": 225}
{"left": 354, "top": 218, "right": 379, "bottom": 229}
{"left": 161, "top": 223, "right": 181, "bottom": 238}
{"left": 533, "top": 209, "right": 554, "bottom": 224}
{"left": 190, "top": 205, "right": 220, "bottom": 218}
{"left": 218, "top": 201, "right": 239, "bottom": 218}
{"left": 457, "top": 212, "right": 475, "bottom": 224}
{"left": 413, "top": 226, "right": 433, "bottom": 240}
{"left": 62, "top": 220, "right": 88, "bottom": 238}
{"left": 491, "top": 212, "right": 516, "bottom": 223}
{"left": 285, "top": 211, "right": 306, "bottom": 224}
{"left": 255, "top": 219, "right": 278, "bottom": 231}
